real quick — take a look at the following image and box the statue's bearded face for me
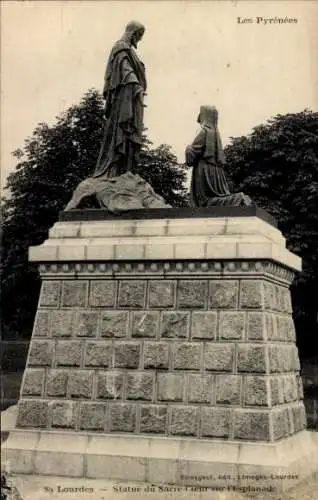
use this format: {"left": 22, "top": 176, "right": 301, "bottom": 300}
{"left": 131, "top": 28, "right": 145, "bottom": 47}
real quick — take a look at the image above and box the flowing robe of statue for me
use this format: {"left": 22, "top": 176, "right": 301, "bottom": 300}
{"left": 64, "top": 23, "right": 170, "bottom": 211}
{"left": 93, "top": 31, "right": 147, "bottom": 179}
{"left": 185, "top": 105, "right": 252, "bottom": 207}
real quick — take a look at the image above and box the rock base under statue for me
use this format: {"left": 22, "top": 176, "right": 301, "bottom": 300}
{"left": 64, "top": 172, "right": 171, "bottom": 212}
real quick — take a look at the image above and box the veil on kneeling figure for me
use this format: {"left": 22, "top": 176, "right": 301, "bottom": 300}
{"left": 185, "top": 105, "right": 252, "bottom": 207}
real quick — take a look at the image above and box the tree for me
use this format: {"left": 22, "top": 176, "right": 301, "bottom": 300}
{"left": 224, "top": 110, "right": 318, "bottom": 358}
{"left": 1, "top": 88, "right": 188, "bottom": 340}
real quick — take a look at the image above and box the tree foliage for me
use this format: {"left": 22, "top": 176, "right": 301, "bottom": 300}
{"left": 1, "top": 88, "right": 188, "bottom": 339}
{"left": 225, "top": 110, "right": 318, "bottom": 357}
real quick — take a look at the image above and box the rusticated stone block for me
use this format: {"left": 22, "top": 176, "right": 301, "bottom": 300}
{"left": 132, "top": 312, "right": 159, "bottom": 338}
{"left": 216, "top": 375, "right": 241, "bottom": 405}
{"left": 33, "top": 311, "right": 50, "bottom": 337}
{"left": 109, "top": 403, "right": 137, "bottom": 432}
{"left": 292, "top": 345, "right": 301, "bottom": 371}
{"left": 240, "top": 281, "right": 263, "bottom": 309}
{"left": 158, "top": 373, "right": 185, "bottom": 402}
{"left": 169, "top": 406, "right": 198, "bottom": 436}
{"left": 204, "top": 344, "right": 235, "bottom": 372}
{"left": 51, "top": 310, "right": 76, "bottom": 337}
{"left": 282, "top": 375, "right": 298, "bottom": 403}
{"left": 191, "top": 312, "right": 217, "bottom": 340}
{"left": 270, "top": 377, "right": 284, "bottom": 406}
{"left": 271, "top": 408, "right": 289, "bottom": 440}
{"left": 201, "top": 408, "right": 231, "bottom": 438}
{"left": 16, "top": 400, "right": 49, "bottom": 428}
{"left": 274, "top": 285, "right": 285, "bottom": 312}
{"left": 140, "top": 405, "right": 167, "bottom": 433}
{"left": 51, "top": 401, "right": 77, "bottom": 429}
{"left": 84, "top": 342, "right": 111, "bottom": 367}
{"left": 143, "top": 343, "right": 169, "bottom": 370}
{"left": 265, "top": 313, "right": 277, "bottom": 341}
{"left": 148, "top": 281, "right": 175, "bottom": 308}
{"left": 118, "top": 280, "right": 146, "bottom": 308}
{"left": 268, "top": 345, "right": 283, "bottom": 373}
{"left": 209, "top": 280, "right": 238, "bottom": 309}
{"left": 114, "top": 342, "right": 141, "bottom": 369}
{"left": 89, "top": 281, "right": 116, "bottom": 308}
{"left": 177, "top": 280, "right": 208, "bottom": 309}
{"left": 244, "top": 376, "right": 270, "bottom": 406}
{"left": 297, "top": 375, "right": 304, "bottom": 400}
{"left": 268, "top": 345, "right": 296, "bottom": 373}
{"left": 219, "top": 312, "right": 245, "bottom": 340}
{"left": 173, "top": 343, "right": 201, "bottom": 370}
{"left": 283, "top": 288, "right": 293, "bottom": 314}
{"left": 61, "top": 280, "right": 88, "bottom": 307}
{"left": 80, "top": 403, "right": 106, "bottom": 430}
{"left": 276, "top": 316, "right": 290, "bottom": 341}
{"left": 68, "top": 370, "right": 93, "bottom": 399}
{"left": 161, "top": 312, "right": 189, "bottom": 339}
{"left": 97, "top": 372, "right": 124, "bottom": 400}
{"left": 234, "top": 409, "right": 270, "bottom": 440}
{"left": 22, "top": 369, "right": 45, "bottom": 396}
{"left": 286, "top": 317, "right": 296, "bottom": 342}
{"left": 287, "top": 408, "right": 295, "bottom": 435}
{"left": 126, "top": 373, "right": 154, "bottom": 400}
{"left": 292, "top": 404, "right": 307, "bottom": 432}
{"left": 187, "top": 374, "right": 214, "bottom": 403}
{"left": 247, "top": 312, "right": 266, "bottom": 341}
{"left": 28, "top": 340, "right": 53, "bottom": 367}
{"left": 101, "top": 311, "right": 129, "bottom": 338}
{"left": 237, "top": 344, "right": 267, "bottom": 373}
{"left": 39, "top": 280, "right": 60, "bottom": 307}
{"left": 76, "top": 311, "right": 99, "bottom": 337}
{"left": 263, "top": 282, "right": 275, "bottom": 311}
{"left": 269, "top": 284, "right": 278, "bottom": 312}
{"left": 46, "top": 370, "right": 68, "bottom": 397}
{"left": 55, "top": 341, "right": 82, "bottom": 367}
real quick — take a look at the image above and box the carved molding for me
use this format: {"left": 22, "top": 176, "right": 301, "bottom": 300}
{"left": 38, "top": 260, "right": 295, "bottom": 284}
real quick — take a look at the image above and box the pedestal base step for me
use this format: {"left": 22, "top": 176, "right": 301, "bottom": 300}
{"left": 2, "top": 430, "right": 318, "bottom": 492}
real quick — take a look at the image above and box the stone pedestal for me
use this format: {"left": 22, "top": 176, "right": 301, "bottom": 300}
{"left": 3, "top": 208, "right": 318, "bottom": 491}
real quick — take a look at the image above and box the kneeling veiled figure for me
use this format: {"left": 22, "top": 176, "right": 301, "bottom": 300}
{"left": 185, "top": 105, "right": 252, "bottom": 207}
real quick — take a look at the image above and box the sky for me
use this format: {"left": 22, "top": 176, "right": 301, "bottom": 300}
{"left": 1, "top": 0, "right": 317, "bottom": 192}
